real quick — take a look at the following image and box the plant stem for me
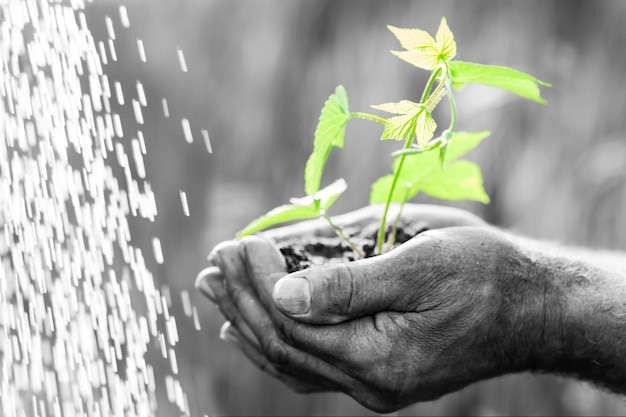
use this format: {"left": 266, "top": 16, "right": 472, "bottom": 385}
{"left": 425, "top": 72, "right": 447, "bottom": 111}
{"left": 445, "top": 77, "right": 457, "bottom": 133}
{"left": 350, "top": 112, "right": 386, "bottom": 124}
{"left": 320, "top": 211, "right": 365, "bottom": 259}
{"left": 374, "top": 67, "right": 445, "bottom": 255}
{"left": 387, "top": 187, "right": 409, "bottom": 252}
{"left": 421, "top": 68, "right": 442, "bottom": 103}
{"left": 380, "top": 69, "right": 456, "bottom": 254}
{"left": 375, "top": 137, "right": 412, "bottom": 255}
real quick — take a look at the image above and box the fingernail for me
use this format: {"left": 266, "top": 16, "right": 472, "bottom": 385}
{"left": 195, "top": 275, "right": 216, "bottom": 301}
{"left": 219, "top": 322, "right": 241, "bottom": 347}
{"left": 274, "top": 277, "right": 311, "bottom": 315}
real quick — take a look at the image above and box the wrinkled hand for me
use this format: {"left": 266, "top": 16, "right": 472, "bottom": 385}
{"left": 196, "top": 206, "right": 539, "bottom": 412}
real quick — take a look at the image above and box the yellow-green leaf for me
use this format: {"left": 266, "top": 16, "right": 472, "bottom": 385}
{"left": 435, "top": 17, "right": 456, "bottom": 62}
{"left": 380, "top": 110, "right": 419, "bottom": 141}
{"left": 389, "top": 17, "right": 457, "bottom": 71}
{"left": 391, "top": 49, "right": 441, "bottom": 71}
{"left": 371, "top": 100, "right": 422, "bottom": 115}
{"left": 375, "top": 101, "right": 435, "bottom": 143}
{"left": 387, "top": 25, "right": 435, "bottom": 51}
{"left": 415, "top": 111, "right": 437, "bottom": 148}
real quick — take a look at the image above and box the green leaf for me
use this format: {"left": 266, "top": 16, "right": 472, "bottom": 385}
{"left": 235, "top": 204, "right": 319, "bottom": 238}
{"left": 418, "top": 161, "right": 490, "bottom": 203}
{"left": 318, "top": 178, "right": 348, "bottom": 210}
{"left": 438, "top": 145, "right": 447, "bottom": 166}
{"left": 289, "top": 178, "right": 347, "bottom": 210}
{"left": 395, "top": 130, "right": 489, "bottom": 176}
{"left": 370, "top": 130, "right": 490, "bottom": 205}
{"left": 449, "top": 61, "right": 551, "bottom": 104}
{"left": 395, "top": 150, "right": 440, "bottom": 183}
{"left": 369, "top": 175, "right": 415, "bottom": 204}
{"left": 316, "top": 178, "right": 348, "bottom": 211}
{"left": 391, "top": 140, "right": 442, "bottom": 157}
{"left": 242, "top": 179, "right": 347, "bottom": 238}
{"left": 369, "top": 175, "right": 395, "bottom": 204}
{"left": 304, "top": 86, "right": 351, "bottom": 196}
{"left": 443, "top": 130, "right": 491, "bottom": 162}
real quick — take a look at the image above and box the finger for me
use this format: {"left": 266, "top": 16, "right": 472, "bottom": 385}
{"left": 240, "top": 236, "right": 300, "bottom": 343}
{"left": 239, "top": 235, "right": 392, "bottom": 381}
{"left": 219, "top": 322, "right": 330, "bottom": 394}
{"left": 221, "top": 245, "right": 360, "bottom": 393}
{"left": 271, "top": 235, "right": 436, "bottom": 324}
{"left": 240, "top": 235, "right": 287, "bottom": 303}
{"left": 195, "top": 266, "right": 221, "bottom": 303}
{"left": 195, "top": 265, "right": 259, "bottom": 349}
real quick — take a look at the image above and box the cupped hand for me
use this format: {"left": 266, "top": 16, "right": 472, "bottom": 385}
{"left": 196, "top": 206, "right": 541, "bottom": 412}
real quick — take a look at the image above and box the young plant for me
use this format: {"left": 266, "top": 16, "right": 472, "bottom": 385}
{"left": 236, "top": 17, "right": 550, "bottom": 257}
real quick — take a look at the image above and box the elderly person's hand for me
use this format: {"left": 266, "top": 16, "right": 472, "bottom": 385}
{"left": 196, "top": 204, "right": 626, "bottom": 412}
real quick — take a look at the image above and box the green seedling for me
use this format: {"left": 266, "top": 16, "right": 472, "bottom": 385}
{"left": 237, "top": 17, "right": 550, "bottom": 257}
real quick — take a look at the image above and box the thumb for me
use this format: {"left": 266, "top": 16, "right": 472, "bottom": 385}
{"left": 272, "top": 249, "right": 413, "bottom": 324}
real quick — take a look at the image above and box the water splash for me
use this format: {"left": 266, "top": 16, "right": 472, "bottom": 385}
{"left": 1, "top": 1, "right": 190, "bottom": 415}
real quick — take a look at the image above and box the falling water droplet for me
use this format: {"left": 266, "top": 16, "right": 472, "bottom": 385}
{"left": 177, "top": 47, "right": 188, "bottom": 72}
{"left": 182, "top": 118, "right": 193, "bottom": 143}
{"left": 152, "top": 237, "right": 164, "bottom": 264}
{"left": 137, "top": 38, "right": 147, "bottom": 62}
{"left": 162, "top": 98, "right": 170, "bottom": 118}
{"left": 136, "top": 80, "right": 147, "bottom": 107}
{"left": 119, "top": 5, "right": 131, "bottom": 28}
{"left": 180, "top": 190, "right": 190, "bottom": 216}
{"left": 105, "top": 15, "right": 116, "bottom": 40}
{"left": 202, "top": 129, "right": 213, "bottom": 153}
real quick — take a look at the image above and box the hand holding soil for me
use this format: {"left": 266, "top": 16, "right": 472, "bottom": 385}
{"left": 197, "top": 205, "right": 626, "bottom": 412}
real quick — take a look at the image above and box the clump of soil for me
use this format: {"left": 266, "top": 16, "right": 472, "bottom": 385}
{"left": 275, "top": 221, "right": 429, "bottom": 273}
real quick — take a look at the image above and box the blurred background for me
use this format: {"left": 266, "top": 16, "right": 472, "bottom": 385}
{"left": 86, "top": 0, "right": 626, "bottom": 415}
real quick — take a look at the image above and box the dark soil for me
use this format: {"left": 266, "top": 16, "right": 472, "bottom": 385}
{"left": 275, "top": 221, "right": 429, "bottom": 273}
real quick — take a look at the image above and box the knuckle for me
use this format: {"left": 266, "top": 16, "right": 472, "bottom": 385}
{"left": 261, "top": 337, "right": 290, "bottom": 367}
{"left": 256, "top": 357, "right": 275, "bottom": 374}
{"left": 214, "top": 241, "right": 243, "bottom": 264}
{"left": 325, "top": 263, "right": 355, "bottom": 317}
{"left": 226, "top": 282, "right": 246, "bottom": 305}
{"left": 272, "top": 319, "right": 297, "bottom": 346}
{"left": 208, "top": 240, "right": 238, "bottom": 263}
